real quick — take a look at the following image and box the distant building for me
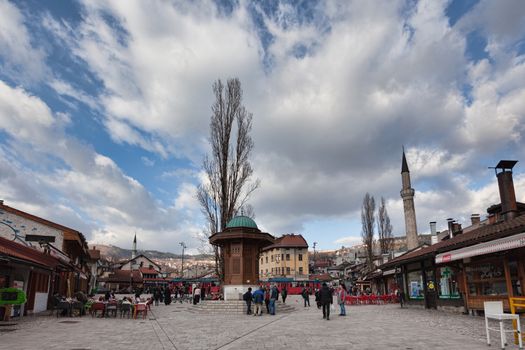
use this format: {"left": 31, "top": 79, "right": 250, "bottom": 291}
{"left": 259, "top": 234, "right": 309, "bottom": 281}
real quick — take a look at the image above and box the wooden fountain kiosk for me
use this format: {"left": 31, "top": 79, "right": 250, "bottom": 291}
{"left": 209, "top": 216, "right": 274, "bottom": 300}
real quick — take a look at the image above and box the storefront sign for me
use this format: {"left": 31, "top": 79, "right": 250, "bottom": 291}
{"left": 435, "top": 232, "right": 525, "bottom": 264}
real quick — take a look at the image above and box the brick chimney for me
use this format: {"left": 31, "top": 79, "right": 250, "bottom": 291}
{"left": 470, "top": 214, "right": 480, "bottom": 226}
{"left": 494, "top": 160, "right": 518, "bottom": 221}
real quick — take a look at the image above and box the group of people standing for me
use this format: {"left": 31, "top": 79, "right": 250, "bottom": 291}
{"left": 242, "top": 283, "right": 348, "bottom": 320}
{"left": 243, "top": 284, "right": 285, "bottom": 316}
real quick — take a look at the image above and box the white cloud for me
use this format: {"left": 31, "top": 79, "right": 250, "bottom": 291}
{"left": 0, "top": 0, "right": 47, "bottom": 83}
{"left": 334, "top": 236, "right": 362, "bottom": 246}
{"left": 2, "top": 0, "right": 525, "bottom": 251}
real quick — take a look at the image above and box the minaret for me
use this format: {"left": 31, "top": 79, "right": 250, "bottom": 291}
{"left": 131, "top": 233, "right": 137, "bottom": 259}
{"left": 401, "top": 149, "right": 419, "bottom": 250}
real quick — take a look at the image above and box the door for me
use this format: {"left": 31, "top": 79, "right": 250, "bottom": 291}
{"left": 424, "top": 269, "right": 437, "bottom": 309}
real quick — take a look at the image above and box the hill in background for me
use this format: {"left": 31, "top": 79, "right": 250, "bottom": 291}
{"left": 92, "top": 244, "right": 212, "bottom": 262}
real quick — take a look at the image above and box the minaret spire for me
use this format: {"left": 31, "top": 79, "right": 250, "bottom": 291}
{"left": 401, "top": 146, "right": 409, "bottom": 173}
{"left": 400, "top": 148, "right": 418, "bottom": 250}
{"left": 131, "top": 233, "right": 137, "bottom": 259}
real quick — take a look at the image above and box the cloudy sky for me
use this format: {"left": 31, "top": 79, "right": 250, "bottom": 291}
{"left": 1, "top": 0, "right": 525, "bottom": 254}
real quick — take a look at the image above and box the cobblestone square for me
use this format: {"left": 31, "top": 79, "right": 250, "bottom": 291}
{"left": 1, "top": 296, "right": 522, "bottom": 350}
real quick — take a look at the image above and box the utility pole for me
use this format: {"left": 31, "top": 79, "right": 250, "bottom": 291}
{"left": 179, "top": 242, "right": 186, "bottom": 278}
{"left": 313, "top": 242, "right": 317, "bottom": 274}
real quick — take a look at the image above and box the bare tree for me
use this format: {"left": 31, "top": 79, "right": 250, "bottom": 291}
{"left": 377, "top": 197, "right": 394, "bottom": 255}
{"left": 197, "top": 78, "right": 259, "bottom": 279}
{"left": 361, "top": 193, "right": 375, "bottom": 271}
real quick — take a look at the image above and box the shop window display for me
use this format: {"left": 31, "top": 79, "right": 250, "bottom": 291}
{"left": 438, "top": 266, "right": 460, "bottom": 299}
{"left": 407, "top": 271, "right": 424, "bottom": 299}
{"left": 466, "top": 261, "right": 507, "bottom": 296}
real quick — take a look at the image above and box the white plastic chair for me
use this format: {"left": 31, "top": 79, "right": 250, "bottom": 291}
{"left": 484, "top": 301, "right": 523, "bottom": 349}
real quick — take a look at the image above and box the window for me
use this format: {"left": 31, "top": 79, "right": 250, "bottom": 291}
{"left": 261, "top": 258, "right": 263, "bottom": 265}
{"left": 271, "top": 255, "right": 274, "bottom": 262}
{"left": 261, "top": 270, "right": 263, "bottom": 275}
{"left": 466, "top": 260, "right": 507, "bottom": 296}
{"left": 281, "top": 254, "right": 284, "bottom": 261}
{"left": 266, "top": 256, "right": 268, "bottom": 263}
{"left": 266, "top": 269, "right": 268, "bottom": 274}
{"left": 438, "top": 267, "right": 460, "bottom": 299}
{"left": 298, "top": 254, "right": 303, "bottom": 261}
{"left": 286, "top": 254, "right": 290, "bottom": 261}
{"left": 299, "top": 267, "right": 303, "bottom": 274}
{"left": 286, "top": 267, "right": 291, "bottom": 274}
{"left": 407, "top": 271, "right": 424, "bottom": 299}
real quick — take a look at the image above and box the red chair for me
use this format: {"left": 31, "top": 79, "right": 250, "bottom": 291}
{"left": 146, "top": 298, "right": 153, "bottom": 311}
{"left": 91, "top": 302, "right": 105, "bottom": 317}
{"left": 134, "top": 304, "right": 147, "bottom": 320}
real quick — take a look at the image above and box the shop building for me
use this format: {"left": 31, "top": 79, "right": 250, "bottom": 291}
{"left": 0, "top": 201, "right": 93, "bottom": 316}
{"left": 382, "top": 160, "right": 525, "bottom": 313}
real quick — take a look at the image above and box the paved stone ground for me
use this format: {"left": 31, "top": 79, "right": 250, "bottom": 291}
{"left": 0, "top": 295, "right": 522, "bottom": 350}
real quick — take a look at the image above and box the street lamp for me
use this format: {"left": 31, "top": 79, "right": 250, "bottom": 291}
{"left": 179, "top": 242, "right": 186, "bottom": 278}
{"left": 313, "top": 242, "right": 318, "bottom": 273}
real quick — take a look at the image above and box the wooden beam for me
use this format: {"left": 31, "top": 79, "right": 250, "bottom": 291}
{"left": 504, "top": 256, "right": 514, "bottom": 298}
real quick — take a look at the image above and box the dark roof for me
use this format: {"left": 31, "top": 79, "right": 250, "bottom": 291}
{"left": 0, "top": 236, "right": 60, "bottom": 269}
{"left": 309, "top": 273, "right": 332, "bottom": 281}
{"left": 87, "top": 249, "right": 100, "bottom": 260}
{"left": 102, "top": 270, "right": 142, "bottom": 283}
{"left": 382, "top": 214, "right": 525, "bottom": 268}
{"left": 262, "top": 234, "right": 308, "bottom": 251}
{"left": 401, "top": 149, "right": 409, "bottom": 173}
{"left": 139, "top": 267, "right": 158, "bottom": 274}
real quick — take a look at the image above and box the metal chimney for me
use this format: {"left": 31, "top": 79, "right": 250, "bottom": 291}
{"left": 470, "top": 214, "right": 480, "bottom": 226}
{"left": 493, "top": 160, "right": 518, "bottom": 221}
{"left": 447, "top": 218, "right": 454, "bottom": 239}
{"left": 429, "top": 221, "right": 437, "bottom": 244}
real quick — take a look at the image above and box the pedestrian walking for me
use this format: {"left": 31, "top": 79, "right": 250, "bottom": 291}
{"left": 301, "top": 286, "right": 310, "bottom": 307}
{"left": 396, "top": 288, "right": 405, "bottom": 308}
{"left": 337, "top": 285, "right": 347, "bottom": 316}
{"left": 252, "top": 287, "right": 264, "bottom": 316}
{"left": 164, "top": 287, "right": 172, "bottom": 305}
{"left": 154, "top": 287, "right": 161, "bottom": 306}
{"left": 264, "top": 286, "right": 270, "bottom": 314}
{"left": 193, "top": 285, "right": 201, "bottom": 305}
{"left": 243, "top": 287, "right": 253, "bottom": 315}
{"left": 315, "top": 288, "right": 321, "bottom": 309}
{"left": 269, "top": 285, "right": 279, "bottom": 315}
{"left": 281, "top": 287, "right": 288, "bottom": 304}
{"left": 319, "top": 282, "right": 333, "bottom": 320}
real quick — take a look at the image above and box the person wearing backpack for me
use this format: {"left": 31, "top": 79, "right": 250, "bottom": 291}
{"left": 243, "top": 287, "right": 253, "bottom": 315}
{"left": 269, "top": 285, "right": 279, "bottom": 315}
{"left": 252, "top": 286, "right": 264, "bottom": 316}
{"left": 281, "top": 287, "right": 288, "bottom": 304}
{"left": 301, "top": 286, "right": 310, "bottom": 307}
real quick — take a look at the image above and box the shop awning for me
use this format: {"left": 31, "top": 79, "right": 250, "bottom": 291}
{"left": 436, "top": 232, "right": 525, "bottom": 264}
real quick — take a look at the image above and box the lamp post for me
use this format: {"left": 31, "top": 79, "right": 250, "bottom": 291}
{"left": 313, "top": 242, "right": 317, "bottom": 273}
{"left": 179, "top": 242, "right": 186, "bottom": 278}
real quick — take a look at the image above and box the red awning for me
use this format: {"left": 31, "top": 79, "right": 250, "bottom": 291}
{"left": 0, "top": 236, "right": 59, "bottom": 269}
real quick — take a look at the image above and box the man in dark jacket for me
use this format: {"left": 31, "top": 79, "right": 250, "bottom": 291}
{"left": 243, "top": 287, "right": 253, "bottom": 315}
{"left": 319, "top": 282, "right": 333, "bottom": 320}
